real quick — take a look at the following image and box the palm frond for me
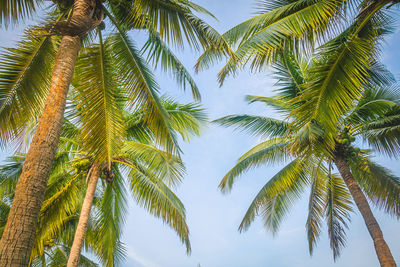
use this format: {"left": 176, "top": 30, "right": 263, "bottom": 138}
{"left": 0, "top": 200, "right": 10, "bottom": 237}
{"left": 348, "top": 85, "right": 400, "bottom": 126}
{"left": 306, "top": 165, "right": 327, "bottom": 255}
{"left": 122, "top": 160, "right": 191, "bottom": 253}
{"left": 219, "top": 138, "right": 290, "bottom": 193}
{"left": 0, "top": 0, "right": 42, "bottom": 25}
{"left": 245, "top": 95, "right": 291, "bottom": 114}
{"left": 120, "top": 141, "right": 185, "bottom": 187}
{"left": 239, "top": 159, "right": 308, "bottom": 233}
{"left": 214, "top": 0, "right": 347, "bottom": 84}
{"left": 142, "top": 33, "right": 201, "bottom": 100}
{"left": 162, "top": 97, "right": 207, "bottom": 141}
{"left": 357, "top": 106, "right": 400, "bottom": 158}
{"left": 293, "top": 8, "right": 392, "bottom": 136}
{"left": 72, "top": 30, "right": 125, "bottom": 166}
{"left": 88, "top": 168, "right": 128, "bottom": 267}
{"left": 107, "top": 31, "right": 177, "bottom": 153}
{"left": 349, "top": 155, "right": 400, "bottom": 217}
{"left": 0, "top": 154, "right": 25, "bottom": 200}
{"left": 325, "top": 173, "right": 352, "bottom": 260}
{"left": 0, "top": 30, "right": 57, "bottom": 144}
{"left": 214, "top": 114, "right": 288, "bottom": 138}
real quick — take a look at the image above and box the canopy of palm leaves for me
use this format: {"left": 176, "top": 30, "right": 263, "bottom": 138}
{"left": 0, "top": 96, "right": 206, "bottom": 266}
{"left": 0, "top": 0, "right": 232, "bottom": 153}
{"left": 196, "top": 0, "right": 399, "bottom": 88}
{"left": 215, "top": 51, "right": 400, "bottom": 259}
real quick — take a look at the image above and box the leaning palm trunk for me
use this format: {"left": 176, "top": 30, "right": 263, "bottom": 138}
{"left": 0, "top": 1, "right": 96, "bottom": 265}
{"left": 334, "top": 152, "right": 397, "bottom": 267}
{"left": 67, "top": 164, "right": 100, "bottom": 267}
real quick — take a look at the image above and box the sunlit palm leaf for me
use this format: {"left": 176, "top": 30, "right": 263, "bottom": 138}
{"left": 142, "top": 33, "right": 201, "bottom": 100}
{"left": 293, "top": 9, "right": 392, "bottom": 136}
{"left": 239, "top": 159, "right": 308, "bottom": 233}
{"left": 196, "top": 0, "right": 346, "bottom": 83}
{"left": 219, "top": 138, "right": 290, "bottom": 193}
{"left": 73, "top": 31, "right": 125, "bottom": 166}
{"left": 0, "top": 31, "right": 57, "bottom": 144}
{"left": 120, "top": 141, "right": 185, "bottom": 187}
{"left": 214, "top": 114, "right": 288, "bottom": 138}
{"left": 122, "top": 160, "right": 191, "bottom": 253}
{"left": 107, "top": 31, "right": 177, "bottom": 152}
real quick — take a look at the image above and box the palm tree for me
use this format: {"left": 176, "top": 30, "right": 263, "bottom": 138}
{"left": 0, "top": 0, "right": 229, "bottom": 263}
{"left": 0, "top": 97, "right": 206, "bottom": 266}
{"left": 64, "top": 94, "right": 206, "bottom": 266}
{"left": 0, "top": 154, "right": 99, "bottom": 267}
{"left": 215, "top": 53, "right": 400, "bottom": 266}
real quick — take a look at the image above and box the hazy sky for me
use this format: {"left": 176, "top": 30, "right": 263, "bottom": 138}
{"left": 1, "top": 1, "right": 400, "bottom": 267}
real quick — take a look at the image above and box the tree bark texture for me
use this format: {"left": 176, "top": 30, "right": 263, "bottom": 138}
{"left": 67, "top": 164, "right": 100, "bottom": 267}
{"left": 334, "top": 152, "right": 397, "bottom": 267}
{"left": 0, "top": 1, "right": 96, "bottom": 265}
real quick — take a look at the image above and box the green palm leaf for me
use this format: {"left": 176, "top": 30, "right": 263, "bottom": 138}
{"left": 293, "top": 9, "right": 392, "bottom": 135}
{"left": 0, "top": 0, "right": 42, "bottom": 25}
{"left": 196, "top": 0, "right": 346, "bottom": 83}
{"left": 88, "top": 168, "right": 128, "bottom": 267}
{"left": 349, "top": 156, "right": 400, "bottom": 217}
{"left": 325, "top": 173, "right": 352, "bottom": 260}
{"left": 142, "top": 33, "right": 201, "bottom": 100}
{"left": 219, "top": 138, "right": 290, "bottom": 193}
{"left": 73, "top": 30, "right": 125, "bottom": 166}
{"left": 214, "top": 114, "right": 288, "bottom": 138}
{"left": 122, "top": 159, "right": 190, "bottom": 253}
{"left": 107, "top": 31, "right": 177, "bottom": 153}
{"left": 239, "top": 159, "right": 308, "bottom": 233}
{"left": 306, "top": 165, "right": 327, "bottom": 255}
{"left": 0, "top": 31, "right": 57, "bottom": 144}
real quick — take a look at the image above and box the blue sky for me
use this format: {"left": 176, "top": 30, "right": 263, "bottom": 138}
{"left": 1, "top": 1, "right": 400, "bottom": 266}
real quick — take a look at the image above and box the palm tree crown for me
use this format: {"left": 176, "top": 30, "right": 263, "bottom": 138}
{"left": 215, "top": 52, "right": 400, "bottom": 263}
{"left": 0, "top": 96, "right": 206, "bottom": 266}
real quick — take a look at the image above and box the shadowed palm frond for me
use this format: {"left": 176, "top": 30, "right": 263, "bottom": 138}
{"left": 325, "top": 173, "right": 352, "bottom": 260}
{"left": 125, "top": 96, "right": 207, "bottom": 143}
{"left": 349, "top": 155, "right": 400, "bottom": 217}
{"left": 88, "top": 168, "right": 128, "bottom": 267}
{"left": 306, "top": 164, "right": 327, "bottom": 255}
{"left": 0, "top": 0, "right": 43, "bottom": 25}
{"left": 357, "top": 106, "right": 400, "bottom": 158}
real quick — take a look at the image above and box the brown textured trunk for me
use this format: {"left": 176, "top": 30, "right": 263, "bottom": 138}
{"left": 334, "top": 151, "right": 397, "bottom": 267}
{"left": 0, "top": 1, "right": 96, "bottom": 265}
{"left": 67, "top": 164, "right": 100, "bottom": 267}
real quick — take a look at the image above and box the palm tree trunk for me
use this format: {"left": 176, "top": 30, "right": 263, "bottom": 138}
{"left": 67, "top": 164, "right": 100, "bottom": 267}
{"left": 0, "top": 1, "right": 96, "bottom": 265}
{"left": 334, "top": 152, "right": 397, "bottom": 267}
